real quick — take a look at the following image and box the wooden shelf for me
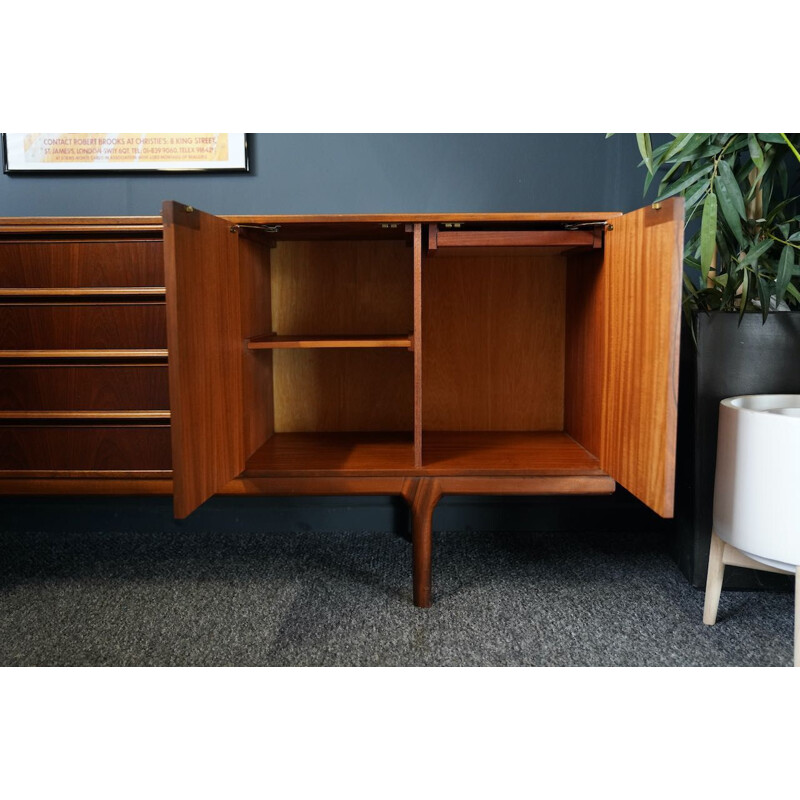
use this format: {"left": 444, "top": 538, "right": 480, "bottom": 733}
{"left": 421, "top": 431, "right": 606, "bottom": 475}
{"left": 247, "top": 334, "right": 413, "bottom": 350}
{"left": 0, "top": 410, "right": 170, "bottom": 421}
{"left": 0, "top": 349, "right": 168, "bottom": 360}
{"left": 244, "top": 432, "right": 415, "bottom": 475}
{"left": 0, "top": 287, "right": 165, "bottom": 298}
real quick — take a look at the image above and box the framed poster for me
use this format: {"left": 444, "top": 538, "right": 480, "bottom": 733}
{"left": 2, "top": 133, "right": 249, "bottom": 173}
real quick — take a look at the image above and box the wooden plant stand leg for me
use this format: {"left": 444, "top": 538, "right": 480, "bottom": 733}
{"left": 402, "top": 478, "right": 442, "bottom": 608}
{"left": 795, "top": 570, "right": 799, "bottom": 668}
{"left": 703, "top": 530, "right": 726, "bottom": 626}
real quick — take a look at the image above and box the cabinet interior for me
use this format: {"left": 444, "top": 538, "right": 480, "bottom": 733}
{"left": 235, "top": 222, "right": 606, "bottom": 476}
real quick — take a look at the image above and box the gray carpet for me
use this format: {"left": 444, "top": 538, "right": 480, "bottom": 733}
{"left": 0, "top": 528, "right": 794, "bottom": 666}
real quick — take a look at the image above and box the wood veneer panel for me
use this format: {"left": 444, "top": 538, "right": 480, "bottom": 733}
{"left": 413, "top": 224, "right": 422, "bottom": 468}
{"left": 0, "top": 425, "right": 171, "bottom": 471}
{"left": 223, "top": 212, "right": 621, "bottom": 225}
{"left": 0, "top": 240, "right": 163, "bottom": 287}
{"left": 564, "top": 250, "right": 605, "bottom": 456}
{"left": 273, "top": 349, "right": 413, "bottom": 432}
{"left": 270, "top": 240, "right": 413, "bottom": 335}
{"left": 433, "top": 229, "right": 596, "bottom": 249}
{"left": 0, "top": 303, "right": 166, "bottom": 350}
{"left": 163, "top": 202, "right": 245, "bottom": 518}
{"left": 238, "top": 236, "right": 274, "bottom": 459}
{"left": 0, "top": 477, "right": 172, "bottom": 494}
{"left": 422, "top": 254, "right": 565, "bottom": 431}
{"left": 0, "top": 364, "right": 169, "bottom": 410}
{"left": 248, "top": 334, "right": 412, "bottom": 349}
{"left": 421, "top": 431, "right": 603, "bottom": 475}
{"left": 244, "top": 432, "right": 414, "bottom": 475}
{"left": 600, "top": 199, "right": 683, "bottom": 518}
{"left": 0, "top": 349, "right": 167, "bottom": 360}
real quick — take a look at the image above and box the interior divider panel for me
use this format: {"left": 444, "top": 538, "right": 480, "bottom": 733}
{"left": 0, "top": 303, "right": 167, "bottom": 350}
{"left": 0, "top": 240, "right": 164, "bottom": 287}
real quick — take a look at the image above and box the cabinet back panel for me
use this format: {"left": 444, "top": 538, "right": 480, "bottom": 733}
{"left": 270, "top": 241, "right": 413, "bottom": 336}
{"left": 0, "top": 241, "right": 164, "bottom": 287}
{"left": 422, "top": 254, "right": 565, "bottom": 431}
{"left": 273, "top": 349, "right": 413, "bottom": 432}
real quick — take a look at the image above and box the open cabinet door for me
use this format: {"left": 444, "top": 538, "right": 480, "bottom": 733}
{"left": 600, "top": 198, "right": 684, "bottom": 517}
{"left": 163, "top": 202, "right": 245, "bottom": 518}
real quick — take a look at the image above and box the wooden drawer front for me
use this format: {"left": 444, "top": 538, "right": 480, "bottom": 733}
{"left": 0, "top": 365, "right": 169, "bottom": 411}
{"left": 0, "top": 303, "right": 167, "bottom": 350}
{"left": 0, "top": 240, "right": 164, "bottom": 288}
{"left": 0, "top": 425, "right": 172, "bottom": 471}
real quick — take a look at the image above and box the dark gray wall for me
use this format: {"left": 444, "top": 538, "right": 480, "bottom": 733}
{"left": 1, "top": 133, "right": 648, "bottom": 217}
{"left": 0, "top": 133, "right": 660, "bottom": 536}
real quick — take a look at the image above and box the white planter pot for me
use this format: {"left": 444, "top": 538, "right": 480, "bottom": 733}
{"left": 713, "top": 394, "right": 800, "bottom": 572}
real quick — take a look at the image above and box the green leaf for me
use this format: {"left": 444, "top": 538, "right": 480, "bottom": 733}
{"left": 786, "top": 283, "right": 800, "bottom": 306}
{"left": 636, "top": 133, "right": 653, "bottom": 175}
{"left": 663, "top": 133, "right": 695, "bottom": 162}
{"left": 748, "top": 134, "right": 765, "bottom": 169}
{"left": 700, "top": 192, "right": 718, "bottom": 283}
{"left": 655, "top": 163, "right": 712, "bottom": 202}
{"left": 757, "top": 133, "right": 786, "bottom": 143}
{"left": 715, "top": 170, "right": 744, "bottom": 245}
{"left": 776, "top": 245, "right": 794, "bottom": 306}
{"left": 756, "top": 275, "right": 771, "bottom": 322}
{"left": 738, "top": 237, "right": 774, "bottom": 269}
{"left": 716, "top": 159, "right": 746, "bottom": 220}
{"left": 739, "top": 268, "right": 750, "bottom": 323}
{"left": 778, "top": 159, "right": 789, "bottom": 198}
{"left": 789, "top": 231, "right": 800, "bottom": 243}
{"left": 605, "top": 133, "right": 615, "bottom": 139}
{"left": 684, "top": 180, "right": 710, "bottom": 217}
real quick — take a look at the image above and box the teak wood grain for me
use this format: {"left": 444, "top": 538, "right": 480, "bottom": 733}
{"left": 0, "top": 240, "right": 164, "bottom": 287}
{"left": 0, "top": 364, "right": 169, "bottom": 411}
{"left": 269, "top": 240, "right": 413, "bottom": 336}
{"left": 162, "top": 202, "right": 246, "bottom": 518}
{"left": 598, "top": 198, "right": 683, "bottom": 517}
{"left": 422, "top": 253, "right": 565, "bottom": 431}
{"left": 0, "top": 303, "right": 167, "bottom": 350}
{"left": 0, "top": 212, "right": 621, "bottom": 231}
{"left": 272, "top": 349, "right": 414, "bottom": 432}
{"left": 0, "top": 424, "right": 172, "bottom": 471}
{"left": 421, "top": 431, "right": 603, "bottom": 475}
{"left": 237, "top": 235, "right": 274, "bottom": 461}
{"left": 0, "top": 349, "right": 168, "bottom": 360}
{"left": 244, "top": 432, "right": 415, "bottom": 475}
{"left": 413, "top": 224, "right": 423, "bottom": 468}
{"left": 564, "top": 250, "right": 605, "bottom": 457}
{"left": 247, "top": 334, "right": 412, "bottom": 349}
{"left": 430, "top": 229, "right": 597, "bottom": 250}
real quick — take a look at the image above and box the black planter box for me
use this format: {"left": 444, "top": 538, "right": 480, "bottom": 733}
{"left": 674, "top": 310, "right": 800, "bottom": 588}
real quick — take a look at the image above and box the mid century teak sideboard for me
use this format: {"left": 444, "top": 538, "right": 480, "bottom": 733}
{"left": 0, "top": 199, "right": 684, "bottom": 606}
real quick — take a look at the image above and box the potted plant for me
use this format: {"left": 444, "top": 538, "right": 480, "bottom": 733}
{"left": 625, "top": 133, "right": 800, "bottom": 587}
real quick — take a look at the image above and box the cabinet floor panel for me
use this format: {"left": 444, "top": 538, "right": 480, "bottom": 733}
{"left": 244, "top": 432, "right": 415, "bottom": 476}
{"left": 422, "top": 431, "right": 604, "bottom": 475}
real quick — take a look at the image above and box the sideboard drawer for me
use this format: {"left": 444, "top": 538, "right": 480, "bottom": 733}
{"left": 0, "top": 240, "right": 164, "bottom": 288}
{"left": 0, "top": 424, "right": 172, "bottom": 471}
{"left": 0, "top": 303, "right": 167, "bottom": 350}
{"left": 0, "top": 364, "right": 169, "bottom": 411}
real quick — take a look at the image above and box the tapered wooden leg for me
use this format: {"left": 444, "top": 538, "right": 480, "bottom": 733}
{"left": 703, "top": 530, "right": 726, "bottom": 625}
{"left": 795, "top": 570, "right": 799, "bottom": 668}
{"left": 402, "top": 478, "right": 442, "bottom": 608}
